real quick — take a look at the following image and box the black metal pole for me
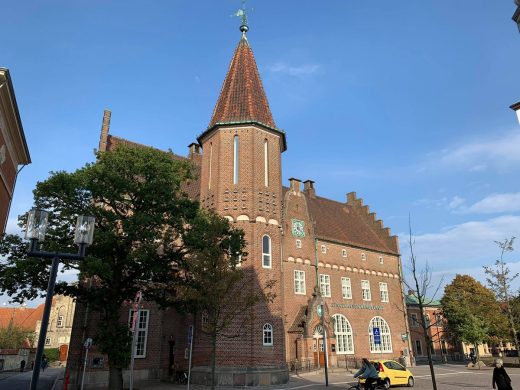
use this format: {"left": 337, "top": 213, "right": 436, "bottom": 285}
{"left": 29, "top": 256, "right": 60, "bottom": 390}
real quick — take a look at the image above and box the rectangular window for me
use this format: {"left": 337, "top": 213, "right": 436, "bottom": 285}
{"left": 321, "top": 245, "right": 326, "bottom": 254}
{"left": 45, "top": 337, "right": 51, "bottom": 346}
{"left": 361, "top": 253, "right": 366, "bottom": 261}
{"left": 233, "top": 135, "right": 239, "bottom": 185}
{"left": 128, "top": 309, "right": 150, "bottom": 358}
{"left": 341, "top": 277, "right": 352, "bottom": 299}
{"left": 342, "top": 249, "right": 347, "bottom": 257}
{"left": 415, "top": 340, "right": 423, "bottom": 356}
{"left": 379, "top": 282, "right": 389, "bottom": 302}
{"left": 296, "top": 239, "right": 302, "bottom": 248}
{"left": 411, "top": 313, "right": 419, "bottom": 327}
{"left": 361, "top": 280, "right": 371, "bottom": 301}
{"left": 264, "top": 140, "right": 269, "bottom": 187}
{"left": 319, "top": 274, "right": 331, "bottom": 297}
{"left": 294, "top": 270, "right": 306, "bottom": 295}
{"left": 379, "top": 256, "right": 384, "bottom": 264}
{"left": 57, "top": 315, "right": 64, "bottom": 327}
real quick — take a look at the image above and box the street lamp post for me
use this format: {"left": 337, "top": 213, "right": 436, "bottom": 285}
{"left": 25, "top": 209, "right": 95, "bottom": 390}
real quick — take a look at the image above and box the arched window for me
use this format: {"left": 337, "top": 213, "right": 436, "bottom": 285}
{"left": 333, "top": 314, "right": 354, "bottom": 354}
{"left": 368, "top": 316, "right": 392, "bottom": 353}
{"left": 262, "top": 235, "right": 271, "bottom": 268}
{"left": 263, "top": 323, "right": 273, "bottom": 346}
{"left": 233, "top": 135, "right": 239, "bottom": 185}
{"left": 264, "top": 139, "right": 269, "bottom": 187}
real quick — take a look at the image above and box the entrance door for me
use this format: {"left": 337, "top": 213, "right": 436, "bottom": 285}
{"left": 313, "top": 339, "right": 325, "bottom": 366}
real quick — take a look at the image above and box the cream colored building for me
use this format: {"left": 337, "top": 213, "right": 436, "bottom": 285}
{"left": 35, "top": 295, "right": 76, "bottom": 355}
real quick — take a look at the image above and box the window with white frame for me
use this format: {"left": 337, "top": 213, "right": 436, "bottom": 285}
{"left": 296, "top": 239, "right": 302, "bottom": 248}
{"left": 369, "top": 316, "right": 392, "bottom": 353}
{"left": 128, "top": 309, "right": 150, "bottom": 358}
{"left": 361, "top": 253, "right": 366, "bottom": 261}
{"left": 341, "top": 277, "right": 352, "bottom": 299}
{"left": 379, "top": 282, "right": 389, "bottom": 302}
{"left": 262, "top": 235, "right": 271, "bottom": 268}
{"left": 201, "top": 311, "right": 209, "bottom": 326}
{"left": 57, "top": 315, "right": 64, "bottom": 327}
{"left": 361, "top": 280, "right": 371, "bottom": 301}
{"left": 379, "top": 256, "right": 384, "bottom": 264}
{"left": 333, "top": 314, "right": 354, "bottom": 354}
{"left": 342, "top": 249, "right": 347, "bottom": 257}
{"left": 320, "top": 274, "right": 331, "bottom": 297}
{"left": 321, "top": 245, "right": 327, "bottom": 254}
{"left": 263, "top": 323, "right": 273, "bottom": 346}
{"left": 45, "top": 337, "right": 51, "bottom": 345}
{"left": 294, "top": 270, "right": 306, "bottom": 295}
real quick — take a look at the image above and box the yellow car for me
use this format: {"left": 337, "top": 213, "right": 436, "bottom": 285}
{"left": 360, "top": 360, "right": 414, "bottom": 388}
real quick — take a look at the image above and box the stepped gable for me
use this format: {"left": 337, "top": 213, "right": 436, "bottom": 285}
{"left": 208, "top": 36, "right": 275, "bottom": 129}
{"left": 282, "top": 186, "right": 399, "bottom": 255}
{"left": 105, "top": 135, "right": 201, "bottom": 201}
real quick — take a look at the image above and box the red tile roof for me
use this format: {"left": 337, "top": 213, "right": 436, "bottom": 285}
{"left": 208, "top": 36, "right": 275, "bottom": 129}
{"left": 0, "top": 304, "right": 44, "bottom": 331}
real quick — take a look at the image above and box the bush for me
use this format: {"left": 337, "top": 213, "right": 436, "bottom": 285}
{"left": 43, "top": 348, "right": 60, "bottom": 362}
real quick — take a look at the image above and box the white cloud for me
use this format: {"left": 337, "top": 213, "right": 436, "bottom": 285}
{"left": 425, "top": 130, "right": 520, "bottom": 173}
{"left": 463, "top": 192, "right": 520, "bottom": 214}
{"left": 400, "top": 215, "right": 520, "bottom": 269}
{"left": 267, "top": 61, "right": 320, "bottom": 77}
{"left": 448, "top": 196, "right": 465, "bottom": 209}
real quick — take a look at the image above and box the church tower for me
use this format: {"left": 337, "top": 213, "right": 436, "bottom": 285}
{"left": 195, "top": 13, "right": 289, "bottom": 385}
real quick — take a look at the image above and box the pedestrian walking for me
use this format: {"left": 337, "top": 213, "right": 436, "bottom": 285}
{"left": 470, "top": 350, "right": 476, "bottom": 365}
{"left": 41, "top": 355, "right": 48, "bottom": 372}
{"left": 492, "top": 359, "right": 512, "bottom": 390}
{"left": 20, "top": 359, "right": 26, "bottom": 372}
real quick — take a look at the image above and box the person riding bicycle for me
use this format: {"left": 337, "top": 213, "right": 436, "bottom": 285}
{"left": 353, "top": 358, "right": 380, "bottom": 390}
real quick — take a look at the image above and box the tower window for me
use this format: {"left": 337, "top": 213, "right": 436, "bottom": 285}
{"left": 264, "top": 139, "right": 269, "bottom": 187}
{"left": 262, "top": 235, "right": 271, "bottom": 268}
{"left": 233, "top": 135, "right": 239, "bottom": 185}
{"left": 296, "top": 239, "right": 302, "bottom": 248}
{"left": 321, "top": 245, "right": 327, "bottom": 254}
{"left": 263, "top": 323, "right": 273, "bottom": 346}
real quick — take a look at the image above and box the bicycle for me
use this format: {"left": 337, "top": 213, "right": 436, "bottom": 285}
{"left": 347, "top": 378, "right": 387, "bottom": 390}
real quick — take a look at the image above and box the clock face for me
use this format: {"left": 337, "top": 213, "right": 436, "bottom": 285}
{"left": 291, "top": 219, "right": 305, "bottom": 237}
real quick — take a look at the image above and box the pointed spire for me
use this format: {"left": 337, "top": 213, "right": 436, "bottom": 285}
{"left": 208, "top": 30, "right": 276, "bottom": 129}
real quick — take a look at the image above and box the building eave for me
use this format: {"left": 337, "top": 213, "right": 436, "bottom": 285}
{"left": 0, "top": 68, "right": 31, "bottom": 164}
{"left": 197, "top": 121, "right": 287, "bottom": 152}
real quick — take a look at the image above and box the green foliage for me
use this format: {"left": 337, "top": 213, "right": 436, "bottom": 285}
{"left": 0, "top": 324, "right": 36, "bottom": 349}
{"left": 0, "top": 145, "right": 200, "bottom": 388}
{"left": 43, "top": 348, "right": 60, "bottom": 362}
{"left": 441, "top": 274, "right": 508, "bottom": 345}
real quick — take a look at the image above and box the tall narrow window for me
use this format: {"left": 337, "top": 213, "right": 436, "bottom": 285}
{"left": 294, "top": 270, "right": 306, "bottom": 294}
{"left": 128, "top": 309, "right": 150, "bottom": 358}
{"left": 262, "top": 235, "right": 271, "bottom": 268}
{"left": 361, "top": 280, "right": 371, "bottom": 301}
{"left": 333, "top": 314, "right": 354, "bottom": 354}
{"left": 264, "top": 139, "right": 269, "bottom": 187}
{"left": 233, "top": 135, "right": 239, "bottom": 185}
{"left": 379, "top": 282, "right": 389, "bottom": 302}
{"left": 369, "top": 316, "right": 392, "bottom": 353}
{"left": 263, "top": 323, "right": 273, "bottom": 346}
{"left": 341, "top": 277, "right": 352, "bottom": 299}
{"left": 320, "top": 274, "right": 331, "bottom": 297}
{"left": 208, "top": 142, "right": 213, "bottom": 190}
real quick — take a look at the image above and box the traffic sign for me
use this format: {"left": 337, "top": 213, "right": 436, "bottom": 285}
{"left": 373, "top": 327, "right": 381, "bottom": 345}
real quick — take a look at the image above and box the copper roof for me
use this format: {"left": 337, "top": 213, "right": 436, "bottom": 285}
{"left": 208, "top": 37, "right": 275, "bottom": 129}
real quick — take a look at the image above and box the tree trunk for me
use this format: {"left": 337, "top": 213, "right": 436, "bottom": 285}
{"left": 108, "top": 365, "right": 123, "bottom": 390}
{"left": 424, "top": 334, "right": 437, "bottom": 390}
{"left": 210, "top": 331, "right": 217, "bottom": 390}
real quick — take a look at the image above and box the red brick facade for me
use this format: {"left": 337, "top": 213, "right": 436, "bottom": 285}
{"left": 66, "top": 31, "right": 410, "bottom": 388}
{"left": 0, "top": 68, "right": 31, "bottom": 234}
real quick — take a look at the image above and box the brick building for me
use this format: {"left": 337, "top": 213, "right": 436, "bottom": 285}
{"left": 67, "top": 22, "right": 410, "bottom": 389}
{"left": 0, "top": 68, "right": 31, "bottom": 234}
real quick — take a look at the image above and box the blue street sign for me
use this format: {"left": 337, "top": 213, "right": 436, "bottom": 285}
{"left": 373, "top": 327, "right": 381, "bottom": 345}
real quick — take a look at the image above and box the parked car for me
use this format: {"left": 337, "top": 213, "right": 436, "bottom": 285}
{"left": 360, "top": 359, "right": 414, "bottom": 388}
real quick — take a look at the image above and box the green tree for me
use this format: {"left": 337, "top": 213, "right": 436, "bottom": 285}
{"left": 483, "top": 237, "right": 520, "bottom": 362}
{"left": 0, "top": 145, "right": 200, "bottom": 389}
{"left": 175, "top": 210, "right": 275, "bottom": 390}
{"left": 0, "top": 323, "right": 36, "bottom": 348}
{"left": 441, "top": 274, "right": 508, "bottom": 361}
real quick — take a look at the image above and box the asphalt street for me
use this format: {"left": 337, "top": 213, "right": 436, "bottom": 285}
{"left": 0, "top": 368, "right": 62, "bottom": 390}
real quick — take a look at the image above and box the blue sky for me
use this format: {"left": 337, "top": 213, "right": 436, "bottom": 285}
{"left": 2, "top": 1, "right": 519, "bottom": 305}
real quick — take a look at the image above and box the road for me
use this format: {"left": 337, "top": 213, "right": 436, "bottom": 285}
{"left": 0, "top": 368, "right": 62, "bottom": 390}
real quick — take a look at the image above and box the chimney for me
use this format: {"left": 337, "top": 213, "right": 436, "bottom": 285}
{"left": 303, "top": 180, "right": 315, "bottom": 197}
{"left": 510, "top": 102, "right": 520, "bottom": 125}
{"left": 99, "top": 109, "right": 111, "bottom": 152}
{"left": 289, "top": 178, "right": 301, "bottom": 193}
{"left": 188, "top": 142, "right": 201, "bottom": 157}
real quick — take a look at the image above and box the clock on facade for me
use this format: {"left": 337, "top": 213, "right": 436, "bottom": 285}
{"left": 291, "top": 219, "right": 305, "bottom": 237}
